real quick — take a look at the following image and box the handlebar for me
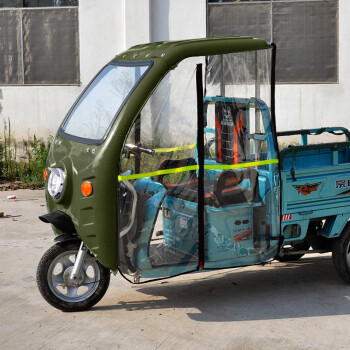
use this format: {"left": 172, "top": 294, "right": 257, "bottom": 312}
{"left": 124, "top": 143, "right": 155, "bottom": 158}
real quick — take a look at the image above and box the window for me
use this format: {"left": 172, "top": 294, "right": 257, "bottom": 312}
{"left": 0, "top": 0, "right": 78, "bottom": 7}
{"left": 208, "top": 0, "right": 338, "bottom": 83}
{"left": 61, "top": 63, "right": 152, "bottom": 142}
{"left": 0, "top": 1, "right": 79, "bottom": 85}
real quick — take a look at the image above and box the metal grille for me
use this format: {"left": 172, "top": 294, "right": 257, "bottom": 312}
{"left": 0, "top": 7, "right": 79, "bottom": 85}
{"left": 23, "top": 8, "right": 79, "bottom": 84}
{"left": 208, "top": 3, "right": 271, "bottom": 41}
{"left": 23, "top": 0, "right": 79, "bottom": 7}
{"left": 0, "top": 10, "right": 22, "bottom": 84}
{"left": 0, "top": 0, "right": 22, "bottom": 7}
{"left": 0, "top": 0, "right": 78, "bottom": 7}
{"left": 208, "top": 0, "right": 339, "bottom": 84}
{"left": 273, "top": 1, "right": 338, "bottom": 83}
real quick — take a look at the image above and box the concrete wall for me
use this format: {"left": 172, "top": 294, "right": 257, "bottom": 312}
{"left": 0, "top": 0, "right": 123, "bottom": 140}
{"left": 0, "top": 0, "right": 206, "bottom": 140}
{"left": 1, "top": 0, "right": 348, "bottom": 141}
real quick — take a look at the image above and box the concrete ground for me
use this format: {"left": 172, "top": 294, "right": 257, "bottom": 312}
{"left": 1, "top": 189, "right": 350, "bottom": 350}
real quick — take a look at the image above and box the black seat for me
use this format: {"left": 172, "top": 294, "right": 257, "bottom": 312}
{"left": 156, "top": 158, "right": 260, "bottom": 207}
{"left": 207, "top": 168, "right": 260, "bottom": 207}
{"left": 153, "top": 157, "right": 197, "bottom": 183}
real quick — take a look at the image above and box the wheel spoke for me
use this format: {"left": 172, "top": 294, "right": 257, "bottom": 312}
{"left": 83, "top": 275, "right": 97, "bottom": 286}
{"left": 66, "top": 286, "right": 78, "bottom": 298}
{"left": 347, "top": 251, "right": 350, "bottom": 267}
{"left": 51, "top": 272, "right": 64, "bottom": 286}
{"left": 82, "top": 262, "right": 92, "bottom": 272}
{"left": 60, "top": 255, "right": 74, "bottom": 270}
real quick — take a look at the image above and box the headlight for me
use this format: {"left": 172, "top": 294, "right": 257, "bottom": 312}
{"left": 47, "top": 167, "right": 66, "bottom": 199}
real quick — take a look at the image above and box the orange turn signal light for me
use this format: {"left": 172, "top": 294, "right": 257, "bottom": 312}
{"left": 43, "top": 168, "right": 47, "bottom": 181}
{"left": 81, "top": 181, "right": 93, "bottom": 197}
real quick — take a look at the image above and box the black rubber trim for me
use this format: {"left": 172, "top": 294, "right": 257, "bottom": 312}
{"left": 270, "top": 43, "right": 284, "bottom": 255}
{"left": 117, "top": 260, "right": 273, "bottom": 285}
{"left": 117, "top": 266, "right": 197, "bottom": 285}
{"left": 39, "top": 210, "right": 76, "bottom": 234}
{"left": 53, "top": 233, "right": 80, "bottom": 243}
{"left": 196, "top": 63, "right": 205, "bottom": 270}
{"left": 271, "top": 43, "right": 278, "bottom": 155}
{"left": 135, "top": 114, "right": 141, "bottom": 174}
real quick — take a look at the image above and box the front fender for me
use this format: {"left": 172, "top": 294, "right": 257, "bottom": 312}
{"left": 53, "top": 233, "right": 80, "bottom": 244}
{"left": 39, "top": 210, "right": 76, "bottom": 234}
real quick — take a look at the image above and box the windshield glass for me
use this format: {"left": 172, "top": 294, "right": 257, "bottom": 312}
{"left": 61, "top": 62, "right": 151, "bottom": 141}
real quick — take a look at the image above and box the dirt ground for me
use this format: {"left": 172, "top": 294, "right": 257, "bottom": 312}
{"left": 1, "top": 189, "right": 350, "bottom": 350}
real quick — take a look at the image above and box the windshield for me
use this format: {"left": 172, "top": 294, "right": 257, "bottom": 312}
{"left": 60, "top": 62, "right": 152, "bottom": 142}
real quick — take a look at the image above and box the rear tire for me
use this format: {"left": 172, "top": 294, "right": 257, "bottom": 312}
{"left": 37, "top": 241, "right": 110, "bottom": 312}
{"left": 332, "top": 225, "right": 350, "bottom": 284}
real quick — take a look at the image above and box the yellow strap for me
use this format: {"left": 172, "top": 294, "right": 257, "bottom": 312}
{"left": 204, "top": 159, "right": 279, "bottom": 170}
{"left": 118, "top": 165, "right": 199, "bottom": 181}
{"left": 118, "top": 159, "right": 278, "bottom": 181}
{"left": 128, "top": 143, "right": 196, "bottom": 157}
{"left": 154, "top": 143, "right": 197, "bottom": 153}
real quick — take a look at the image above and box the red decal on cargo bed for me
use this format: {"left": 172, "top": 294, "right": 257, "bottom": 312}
{"left": 281, "top": 214, "right": 292, "bottom": 221}
{"left": 293, "top": 183, "right": 321, "bottom": 195}
{"left": 234, "top": 229, "right": 253, "bottom": 242}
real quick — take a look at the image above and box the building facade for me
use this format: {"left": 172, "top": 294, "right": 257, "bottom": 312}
{"left": 0, "top": 0, "right": 347, "bottom": 140}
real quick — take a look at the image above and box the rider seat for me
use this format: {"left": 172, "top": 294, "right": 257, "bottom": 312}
{"left": 158, "top": 159, "right": 260, "bottom": 207}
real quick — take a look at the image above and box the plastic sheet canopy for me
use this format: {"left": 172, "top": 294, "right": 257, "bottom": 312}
{"left": 118, "top": 50, "right": 280, "bottom": 279}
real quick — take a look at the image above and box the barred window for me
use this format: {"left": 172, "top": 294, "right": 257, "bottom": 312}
{"left": 0, "top": 2, "right": 79, "bottom": 85}
{"left": 208, "top": 0, "right": 339, "bottom": 84}
{"left": 0, "top": 0, "right": 78, "bottom": 7}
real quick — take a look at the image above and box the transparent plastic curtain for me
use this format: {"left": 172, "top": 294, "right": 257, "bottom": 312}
{"left": 203, "top": 49, "right": 280, "bottom": 268}
{"left": 118, "top": 58, "right": 203, "bottom": 278}
{"left": 118, "top": 50, "right": 280, "bottom": 279}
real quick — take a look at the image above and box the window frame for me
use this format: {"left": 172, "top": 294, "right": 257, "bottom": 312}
{"left": 207, "top": 0, "right": 339, "bottom": 84}
{"left": 0, "top": 6, "right": 80, "bottom": 86}
{"left": 58, "top": 60, "right": 154, "bottom": 146}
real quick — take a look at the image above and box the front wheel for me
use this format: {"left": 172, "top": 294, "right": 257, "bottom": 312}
{"left": 332, "top": 225, "right": 350, "bottom": 284}
{"left": 37, "top": 241, "right": 110, "bottom": 312}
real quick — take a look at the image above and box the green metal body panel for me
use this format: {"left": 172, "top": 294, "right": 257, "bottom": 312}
{"left": 45, "top": 37, "right": 272, "bottom": 270}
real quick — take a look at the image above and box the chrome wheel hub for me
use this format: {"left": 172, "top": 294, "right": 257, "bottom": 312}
{"left": 47, "top": 250, "right": 101, "bottom": 303}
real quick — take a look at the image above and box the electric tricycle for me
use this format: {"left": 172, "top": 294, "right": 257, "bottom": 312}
{"left": 37, "top": 37, "right": 350, "bottom": 311}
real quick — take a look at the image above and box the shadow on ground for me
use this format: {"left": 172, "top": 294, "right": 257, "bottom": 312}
{"left": 95, "top": 255, "right": 350, "bottom": 322}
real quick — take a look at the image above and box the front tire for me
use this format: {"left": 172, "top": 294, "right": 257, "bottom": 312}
{"left": 37, "top": 241, "right": 110, "bottom": 312}
{"left": 332, "top": 225, "right": 350, "bottom": 284}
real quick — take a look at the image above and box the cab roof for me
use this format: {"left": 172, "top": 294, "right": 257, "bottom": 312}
{"left": 113, "top": 36, "right": 271, "bottom": 67}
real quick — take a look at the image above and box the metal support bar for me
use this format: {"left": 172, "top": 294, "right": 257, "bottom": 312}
{"left": 70, "top": 241, "right": 87, "bottom": 279}
{"left": 283, "top": 249, "right": 328, "bottom": 256}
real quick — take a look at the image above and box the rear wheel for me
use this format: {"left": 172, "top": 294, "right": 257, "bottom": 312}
{"left": 332, "top": 225, "right": 350, "bottom": 284}
{"left": 37, "top": 241, "right": 110, "bottom": 312}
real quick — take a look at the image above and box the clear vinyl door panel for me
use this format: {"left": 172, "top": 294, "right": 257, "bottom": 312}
{"left": 117, "top": 49, "right": 280, "bottom": 279}
{"left": 203, "top": 49, "right": 280, "bottom": 268}
{"left": 118, "top": 58, "right": 202, "bottom": 279}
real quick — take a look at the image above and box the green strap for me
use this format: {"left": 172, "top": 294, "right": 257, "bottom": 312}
{"left": 118, "top": 159, "right": 279, "bottom": 181}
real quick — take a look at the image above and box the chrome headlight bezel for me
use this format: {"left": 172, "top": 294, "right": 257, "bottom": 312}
{"left": 47, "top": 167, "right": 66, "bottom": 199}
